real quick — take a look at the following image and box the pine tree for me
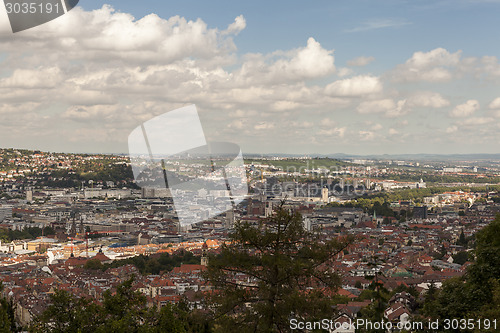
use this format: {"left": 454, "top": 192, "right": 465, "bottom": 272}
{"left": 204, "top": 204, "right": 354, "bottom": 332}
{"left": 0, "top": 283, "right": 12, "bottom": 333}
{"left": 422, "top": 214, "right": 500, "bottom": 330}
{"left": 457, "top": 229, "right": 467, "bottom": 247}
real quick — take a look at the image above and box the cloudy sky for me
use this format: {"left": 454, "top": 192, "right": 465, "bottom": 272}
{"left": 0, "top": 0, "right": 499, "bottom": 155}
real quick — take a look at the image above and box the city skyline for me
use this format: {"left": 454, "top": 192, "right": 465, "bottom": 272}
{"left": 0, "top": 1, "right": 500, "bottom": 155}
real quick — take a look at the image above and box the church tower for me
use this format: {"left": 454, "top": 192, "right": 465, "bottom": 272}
{"left": 201, "top": 241, "right": 209, "bottom": 266}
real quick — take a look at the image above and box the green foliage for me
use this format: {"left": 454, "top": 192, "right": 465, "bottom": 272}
{"left": 83, "top": 258, "right": 104, "bottom": 270}
{"left": 391, "top": 284, "right": 419, "bottom": 298}
{"left": 103, "top": 251, "right": 200, "bottom": 275}
{"left": 31, "top": 278, "right": 208, "bottom": 333}
{"left": 245, "top": 158, "right": 352, "bottom": 175}
{"left": 457, "top": 229, "right": 468, "bottom": 247}
{"left": 0, "top": 282, "right": 14, "bottom": 333}
{"left": 433, "top": 244, "right": 447, "bottom": 260}
{"left": 0, "top": 227, "right": 55, "bottom": 243}
{"left": 422, "top": 214, "right": 500, "bottom": 325}
{"left": 31, "top": 289, "right": 101, "bottom": 333}
{"left": 452, "top": 251, "right": 469, "bottom": 265}
{"left": 98, "top": 278, "right": 149, "bottom": 332}
{"left": 329, "top": 186, "right": 496, "bottom": 218}
{"left": 204, "top": 204, "right": 354, "bottom": 332}
{"left": 375, "top": 173, "right": 500, "bottom": 185}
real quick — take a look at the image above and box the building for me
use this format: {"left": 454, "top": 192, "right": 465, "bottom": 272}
{"left": 413, "top": 206, "right": 428, "bottom": 219}
{"left": 201, "top": 241, "right": 208, "bottom": 266}
{"left": 225, "top": 210, "right": 235, "bottom": 229}
{"left": 0, "top": 205, "right": 13, "bottom": 221}
{"left": 322, "top": 187, "right": 329, "bottom": 203}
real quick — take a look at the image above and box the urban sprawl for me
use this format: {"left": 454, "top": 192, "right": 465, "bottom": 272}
{"left": 1, "top": 148, "right": 500, "bottom": 331}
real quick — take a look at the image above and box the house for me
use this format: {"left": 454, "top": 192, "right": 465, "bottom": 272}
{"left": 332, "top": 313, "right": 355, "bottom": 333}
{"left": 384, "top": 302, "right": 411, "bottom": 330}
{"left": 388, "top": 292, "right": 416, "bottom": 311}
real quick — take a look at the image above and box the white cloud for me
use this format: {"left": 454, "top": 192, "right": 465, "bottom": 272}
{"left": 407, "top": 91, "right": 450, "bottom": 108}
{"left": 385, "top": 100, "right": 408, "bottom": 118}
{"left": 320, "top": 118, "right": 337, "bottom": 127}
{"left": 267, "top": 38, "right": 335, "bottom": 82}
{"left": 388, "top": 128, "right": 399, "bottom": 135}
{"left": 457, "top": 117, "right": 494, "bottom": 126}
{"left": 488, "top": 97, "right": 500, "bottom": 109}
{"left": 325, "top": 75, "right": 382, "bottom": 97}
{"left": 479, "top": 56, "right": 500, "bottom": 77}
{"left": 337, "top": 67, "right": 353, "bottom": 77}
{"left": 359, "top": 131, "right": 375, "bottom": 141}
{"left": 391, "top": 48, "right": 461, "bottom": 82}
{"left": 319, "top": 127, "right": 346, "bottom": 137}
{"left": 347, "top": 56, "right": 375, "bottom": 67}
{"left": 223, "top": 15, "right": 246, "bottom": 35}
{"left": 449, "top": 100, "right": 479, "bottom": 118}
{"left": 0, "top": 67, "right": 62, "bottom": 89}
{"left": 446, "top": 126, "right": 458, "bottom": 133}
{"left": 283, "top": 37, "right": 335, "bottom": 78}
{"left": 356, "top": 99, "right": 408, "bottom": 117}
{"left": 233, "top": 37, "right": 335, "bottom": 86}
{"left": 0, "top": 5, "right": 496, "bottom": 154}
{"left": 254, "top": 122, "right": 275, "bottom": 130}
{"left": 357, "top": 99, "right": 395, "bottom": 114}
{"left": 271, "top": 101, "right": 301, "bottom": 111}
{"left": 8, "top": 6, "right": 238, "bottom": 66}
{"left": 345, "top": 19, "right": 411, "bottom": 33}
{"left": 0, "top": 102, "right": 41, "bottom": 114}
{"left": 228, "top": 119, "right": 246, "bottom": 129}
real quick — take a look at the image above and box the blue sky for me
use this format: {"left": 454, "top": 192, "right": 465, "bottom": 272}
{"left": 77, "top": 0, "right": 500, "bottom": 62}
{"left": 0, "top": 0, "right": 499, "bottom": 155}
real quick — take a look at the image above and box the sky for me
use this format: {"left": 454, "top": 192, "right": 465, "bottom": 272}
{"left": 0, "top": 0, "right": 499, "bottom": 155}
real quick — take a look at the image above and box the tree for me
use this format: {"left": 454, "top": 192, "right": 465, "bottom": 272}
{"left": 0, "top": 283, "right": 13, "bottom": 333}
{"left": 452, "top": 251, "right": 468, "bottom": 265}
{"left": 98, "top": 277, "right": 149, "bottom": 332}
{"left": 422, "top": 214, "right": 500, "bottom": 327}
{"left": 83, "top": 258, "right": 103, "bottom": 270}
{"left": 457, "top": 229, "right": 467, "bottom": 247}
{"left": 155, "top": 304, "right": 187, "bottom": 333}
{"left": 433, "top": 244, "right": 446, "bottom": 260}
{"left": 31, "top": 278, "right": 203, "bottom": 333}
{"left": 31, "top": 289, "right": 101, "bottom": 333}
{"left": 204, "top": 205, "right": 353, "bottom": 332}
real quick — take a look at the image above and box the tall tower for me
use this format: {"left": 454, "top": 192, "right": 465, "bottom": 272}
{"left": 321, "top": 187, "right": 329, "bottom": 203}
{"left": 70, "top": 215, "right": 77, "bottom": 237}
{"left": 26, "top": 188, "right": 33, "bottom": 202}
{"left": 79, "top": 217, "right": 85, "bottom": 235}
{"left": 225, "top": 210, "right": 235, "bottom": 229}
{"left": 201, "top": 241, "right": 208, "bottom": 266}
{"left": 265, "top": 201, "right": 273, "bottom": 217}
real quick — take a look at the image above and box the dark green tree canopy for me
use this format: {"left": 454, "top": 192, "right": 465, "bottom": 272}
{"left": 422, "top": 214, "right": 500, "bottom": 330}
{"left": 204, "top": 205, "right": 354, "bottom": 332}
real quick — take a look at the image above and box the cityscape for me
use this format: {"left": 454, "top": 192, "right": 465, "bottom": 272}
{"left": 0, "top": 148, "right": 499, "bottom": 331}
{"left": 1, "top": 0, "right": 500, "bottom": 332}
